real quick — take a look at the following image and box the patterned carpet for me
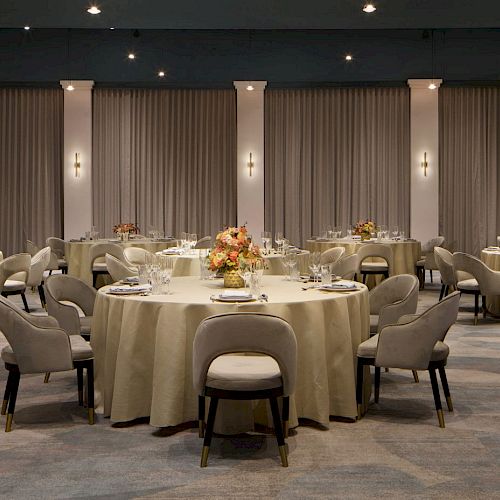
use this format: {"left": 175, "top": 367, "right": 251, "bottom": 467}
{"left": 1, "top": 280, "right": 500, "bottom": 499}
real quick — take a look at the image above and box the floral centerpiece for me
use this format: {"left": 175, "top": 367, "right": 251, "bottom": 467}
{"left": 113, "top": 223, "right": 139, "bottom": 241}
{"left": 352, "top": 220, "right": 377, "bottom": 240}
{"left": 208, "top": 225, "right": 263, "bottom": 287}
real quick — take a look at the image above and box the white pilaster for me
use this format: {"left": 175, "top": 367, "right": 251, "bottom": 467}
{"left": 60, "top": 80, "right": 94, "bottom": 240}
{"left": 234, "top": 81, "right": 267, "bottom": 240}
{"left": 408, "top": 79, "right": 442, "bottom": 243}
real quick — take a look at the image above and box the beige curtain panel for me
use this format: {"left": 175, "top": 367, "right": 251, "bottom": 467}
{"left": 265, "top": 87, "right": 410, "bottom": 247}
{"left": 0, "top": 88, "right": 63, "bottom": 256}
{"left": 92, "top": 88, "right": 237, "bottom": 238}
{"left": 439, "top": 87, "right": 500, "bottom": 256}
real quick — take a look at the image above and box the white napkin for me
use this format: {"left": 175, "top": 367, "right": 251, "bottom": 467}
{"left": 162, "top": 248, "right": 185, "bottom": 255}
{"left": 321, "top": 282, "right": 357, "bottom": 290}
{"left": 220, "top": 290, "right": 253, "bottom": 299}
{"left": 108, "top": 284, "right": 152, "bottom": 293}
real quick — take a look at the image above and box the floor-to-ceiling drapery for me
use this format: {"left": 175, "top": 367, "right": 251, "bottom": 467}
{"left": 265, "top": 87, "right": 410, "bottom": 247}
{"left": 0, "top": 88, "right": 63, "bottom": 256}
{"left": 92, "top": 88, "right": 237, "bottom": 238}
{"left": 439, "top": 87, "right": 500, "bottom": 256}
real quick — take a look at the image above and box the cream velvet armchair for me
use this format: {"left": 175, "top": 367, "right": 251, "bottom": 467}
{"left": 331, "top": 254, "right": 358, "bottom": 280}
{"left": 0, "top": 296, "right": 94, "bottom": 431}
{"left": 89, "top": 243, "right": 125, "bottom": 288}
{"left": 415, "top": 236, "right": 445, "bottom": 288}
{"left": 106, "top": 254, "right": 138, "bottom": 282}
{"left": 357, "top": 244, "right": 394, "bottom": 284}
{"left": 46, "top": 237, "right": 68, "bottom": 274}
{"left": 193, "top": 312, "right": 297, "bottom": 468}
{"left": 434, "top": 247, "right": 474, "bottom": 301}
{"left": 26, "top": 247, "right": 52, "bottom": 308}
{"left": 320, "top": 247, "right": 345, "bottom": 266}
{"left": 356, "top": 291, "right": 460, "bottom": 428}
{"left": 0, "top": 253, "right": 31, "bottom": 312}
{"left": 123, "top": 247, "right": 153, "bottom": 266}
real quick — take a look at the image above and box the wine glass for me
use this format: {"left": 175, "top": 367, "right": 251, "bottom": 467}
{"left": 189, "top": 233, "right": 198, "bottom": 253}
{"left": 180, "top": 232, "right": 187, "bottom": 250}
{"left": 391, "top": 226, "right": 399, "bottom": 240}
{"left": 159, "top": 255, "right": 173, "bottom": 294}
{"left": 261, "top": 231, "right": 271, "bottom": 254}
{"left": 275, "top": 232, "right": 284, "bottom": 252}
{"left": 238, "top": 259, "right": 252, "bottom": 289}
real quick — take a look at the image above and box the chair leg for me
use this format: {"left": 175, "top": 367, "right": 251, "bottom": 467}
{"left": 474, "top": 293, "right": 479, "bottom": 325}
{"left": 430, "top": 270, "right": 433, "bottom": 283}
{"left": 86, "top": 361, "right": 95, "bottom": 425}
{"left": 92, "top": 272, "right": 97, "bottom": 289}
{"left": 37, "top": 284, "right": 46, "bottom": 308}
{"left": 374, "top": 367, "right": 381, "bottom": 403}
{"left": 412, "top": 370, "right": 419, "bottom": 383}
{"left": 20, "top": 292, "right": 30, "bottom": 313}
{"left": 482, "top": 295, "right": 487, "bottom": 319}
{"left": 439, "top": 284, "right": 445, "bottom": 301}
{"left": 438, "top": 366, "right": 453, "bottom": 412}
{"left": 198, "top": 395, "right": 205, "bottom": 438}
{"left": 76, "top": 366, "right": 84, "bottom": 406}
{"left": 356, "top": 357, "right": 365, "bottom": 419}
{"left": 428, "top": 368, "right": 445, "bottom": 428}
{"left": 282, "top": 396, "right": 290, "bottom": 438}
{"left": 43, "top": 372, "right": 50, "bottom": 383}
{"left": 269, "top": 396, "right": 288, "bottom": 467}
{"left": 2, "top": 370, "right": 15, "bottom": 415}
{"left": 5, "top": 369, "right": 20, "bottom": 432}
{"left": 201, "top": 396, "right": 219, "bottom": 467}
{"left": 362, "top": 273, "right": 367, "bottom": 284}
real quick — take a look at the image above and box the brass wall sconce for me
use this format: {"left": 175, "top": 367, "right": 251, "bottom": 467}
{"left": 247, "top": 152, "right": 254, "bottom": 177}
{"left": 74, "top": 152, "right": 81, "bottom": 177}
{"left": 421, "top": 152, "right": 428, "bottom": 177}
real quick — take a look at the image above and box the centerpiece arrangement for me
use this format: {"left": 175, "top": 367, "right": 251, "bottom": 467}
{"left": 352, "top": 219, "right": 377, "bottom": 240}
{"left": 208, "top": 225, "right": 263, "bottom": 287}
{"left": 113, "top": 222, "right": 140, "bottom": 241}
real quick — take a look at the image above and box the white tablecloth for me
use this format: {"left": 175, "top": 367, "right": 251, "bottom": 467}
{"left": 91, "top": 275, "right": 370, "bottom": 430}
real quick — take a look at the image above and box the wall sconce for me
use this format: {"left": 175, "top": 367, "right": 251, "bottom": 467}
{"left": 74, "top": 153, "right": 81, "bottom": 178}
{"left": 247, "top": 152, "right": 254, "bottom": 177}
{"left": 421, "top": 152, "right": 428, "bottom": 177}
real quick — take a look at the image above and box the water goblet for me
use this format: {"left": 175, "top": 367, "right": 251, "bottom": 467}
{"left": 309, "top": 251, "right": 321, "bottom": 284}
{"left": 391, "top": 226, "right": 399, "bottom": 240}
{"left": 275, "top": 231, "right": 284, "bottom": 252}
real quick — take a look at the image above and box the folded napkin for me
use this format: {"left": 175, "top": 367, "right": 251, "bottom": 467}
{"left": 162, "top": 248, "right": 185, "bottom": 255}
{"left": 122, "top": 276, "right": 139, "bottom": 283}
{"left": 220, "top": 291, "right": 253, "bottom": 299}
{"left": 108, "top": 284, "right": 152, "bottom": 293}
{"left": 321, "top": 282, "right": 357, "bottom": 290}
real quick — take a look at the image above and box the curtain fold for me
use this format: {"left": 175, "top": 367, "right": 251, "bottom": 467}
{"left": 92, "top": 88, "right": 237, "bottom": 238}
{"left": 0, "top": 88, "right": 63, "bottom": 256}
{"left": 439, "top": 87, "right": 500, "bottom": 256}
{"left": 265, "top": 87, "right": 410, "bottom": 247}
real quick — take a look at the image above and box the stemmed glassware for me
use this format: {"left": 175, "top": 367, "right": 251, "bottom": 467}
{"left": 238, "top": 259, "right": 252, "bottom": 289}
{"left": 189, "top": 233, "right": 198, "bottom": 253}
{"left": 158, "top": 255, "right": 173, "bottom": 294}
{"left": 391, "top": 226, "right": 399, "bottom": 240}
{"left": 179, "top": 232, "right": 188, "bottom": 250}
{"left": 275, "top": 232, "right": 284, "bottom": 253}
{"left": 309, "top": 251, "right": 321, "bottom": 284}
{"left": 283, "top": 252, "right": 297, "bottom": 281}
{"left": 261, "top": 231, "right": 272, "bottom": 254}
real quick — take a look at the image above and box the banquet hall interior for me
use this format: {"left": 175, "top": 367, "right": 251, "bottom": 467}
{"left": 1, "top": 1, "right": 500, "bottom": 498}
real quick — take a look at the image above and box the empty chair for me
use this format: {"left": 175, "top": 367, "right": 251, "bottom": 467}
{"left": 415, "top": 236, "right": 445, "bottom": 287}
{"left": 46, "top": 237, "right": 68, "bottom": 274}
{"left": 45, "top": 274, "right": 96, "bottom": 340}
{"left": 0, "top": 253, "right": 31, "bottom": 312}
{"left": 357, "top": 244, "right": 394, "bottom": 284}
{"left": 0, "top": 296, "right": 94, "bottom": 432}
{"left": 89, "top": 243, "right": 125, "bottom": 288}
{"left": 193, "top": 312, "right": 297, "bottom": 467}
{"left": 194, "top": 236, "right": 212, "bottom": 249}
{"left": 453, "top": 252, "right": 499, "bottom": 324}
{"left": 25, "top": 247, "right": 52, "bottom": 308}
{"left": 320, "top": 247, "right": 345, "bottom": 266}
{"left": 356, "top": 291, "right": 460, "bottom": 428}
{"left": 25, "top": 240, "right": 39, "bottom": 257}
{"left": 331, "top": 254, "right": 358, "bottom": 280}
{"left": 123, "top": 246, "right": 153, "bottom": 266}
{"left": 106, "top": 254, "right": 138, "bottom": 282}
{"left": 434, "top": 247, "right": 474, "bottom": 301}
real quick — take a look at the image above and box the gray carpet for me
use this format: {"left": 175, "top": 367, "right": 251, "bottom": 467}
{"left": 1, "top": 281, "right": 500, "bottom": 499}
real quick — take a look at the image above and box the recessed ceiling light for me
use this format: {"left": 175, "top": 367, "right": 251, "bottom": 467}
{"left": 345, "top": 54, "right": 353, "bottom": 61}
{"left": 109, "top": 27, "right": 115, "bottom": 30}
{"left": 158, "top": 71, "right": 165, "bottom": 77}
{"left": 363, "top": 3, "right": 376, "bottom": 13}
{"left": 128, "top": 53, "right": 136, "bottom": 60}
{"left": 428, "top": 82, "right": 437, "bottom": 90}
{"left": 66, "top": 84, "right": 75, "bottom": 91}
{"left": 246, "top": 84, "right": 254, "bottom": 91}
{"left": 23, "top": 26, "right": 30, "bottom": 30}
{"left": 87, "top": 6, "right": 101, "bottom": 15}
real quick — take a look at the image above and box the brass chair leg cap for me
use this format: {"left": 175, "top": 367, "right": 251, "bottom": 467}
{"left": 437, "top": 409, "right": 445, "bottom": 428}
{"left": 88, "top": 408, "right": 95, "bottom": 425}
{"left": 5, "top": 413, "right": 13, "bottom": 432}
{"left": 200, "top": 446, "right": 210, "bottom": 467}
{"left": 446, "top": 396, "right": 454, "bottom": 412}
{"left": 279, "top": 445, "right": 288, "bottom": 467}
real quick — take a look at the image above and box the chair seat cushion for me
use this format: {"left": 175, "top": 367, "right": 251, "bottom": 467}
{"left": 206, "top": 355, "right": 282, "bottom": 391}
{"left": 70, "top": 335, "right": 94, "bottom": 361}
{"left": 92, "top": 262, "right": 108, "bottom": 272}
{"left": 2, "top": 280, "right": 26, "bottom": 292}
{"left": 360, "top": 262, "right": 389, "bottom": 272}
{"left": 416, "top": 259, "right": 425, "bottom": 267}
{"left": 79, "top": 316, "right": 92, "bottom": 335}
{"left": 58, "top": 258, "right": 68, "bottom": 267}
{"left": 369, "top": 314, "right": 379, "bottom": 334}
{"left": 457, "top": 278, "right": 479, "bottom": 291}
{"left": 1, "top": 345, "right": 16, "bottom": 364}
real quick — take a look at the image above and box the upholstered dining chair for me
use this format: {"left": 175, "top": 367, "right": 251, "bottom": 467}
{"left": 194, "top": 236, "right": 212, "bottom": 249}
{"left": 320, "top": 247, "right": 345, "bottom": 266}
{"left": 0, "top": 296, "right": 94, "bottom": 432}
{"left": 24, "top": 247, "right": 51, "bottom": 308}
{"left": 106, "top": 254, "right": 138, "bottom": 282}
{"left": 356, "top": 291, "right": 460, "bottom": 428}
{"left": 415, "top": 236, "right": 445, "bottom": 288}
{"left": 452, "top": 252, "right": 499, "bottom": 324}
{"left": 357, "top": 244, "right": 394, "bottom": 284}
{"left": 45, "top": 274, "right": 96, "bottom": 341}
{"left": 123, "top": 247, "right": 153, "bottom": 266}
{"left": 193, "top": 312, "right": 297, "bottom": 468}
{"left": 89, "top": 242, "right": 125, "bottom": 288}
{"left": 0, "top": 253, "right": 31, "bottom": 312}
{"left": 46, "top": 237, "right": 68, "bottom": 274}
{"left": 331, "top": 254, "right": 358, "bottom": 280}
{"left": 25, "top": 240, "right": 39, "bottom": 257}
{"left": 434, "top": 247, "right": 474, "bottom": 301}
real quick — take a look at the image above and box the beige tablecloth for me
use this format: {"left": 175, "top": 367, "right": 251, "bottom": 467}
{"left": 91, "top": 276, "right": 369, "bottom": 430}
{"left": 481, "top": 249, "right": 500, "bottom": 315}
{"left": 66, "top": 239, "right": 177, "bottom": 285}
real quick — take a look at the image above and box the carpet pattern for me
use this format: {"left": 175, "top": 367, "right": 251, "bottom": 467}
{"left": 1, "top": 281, "right": 499, "bottom": 499}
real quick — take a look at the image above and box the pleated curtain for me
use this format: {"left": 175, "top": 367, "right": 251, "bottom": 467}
{"left": 265, "top": 87, "right": 410, "bottom": 247}
{"left": 0, "top": 88, "right": 63, "bottom": 256}
{"left": 439, "top": 87, "right": 500, "bottom": 256}
{"left": 92, "top": 88, "right": 237, "bottom": 238}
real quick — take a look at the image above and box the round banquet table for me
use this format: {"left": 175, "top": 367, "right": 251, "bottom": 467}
{"left": 305, "top": 239, "right": 421, "bottom": 276}
{"left": 65, "top": 239, "right": 177, "bottom": 285}
{"left": 481, "top": 249, "right": 500, "bottom": 316}
{"left": 91, "top": 275, "right": 370, "bottom": 432}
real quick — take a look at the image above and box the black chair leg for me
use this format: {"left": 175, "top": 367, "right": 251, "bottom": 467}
{"left": 5, "top": 368, "right": 20, "bottom": 432}
{"left": 438, "top": 366, "right": 453, "bottom": 412}
{"left": 86, "top": 361, "right": 95, "bottom": 425}
{"left": 282, "top": 396, "right": 290, "bottom": 438}
{"left": 76, "top": 366, "right": 84, "bottom": 406}
{"left": 412, "top": 370, "right": 419, "bottom": 383}
{"left": 430, "top": 270, "right": 433, "bottom": 283}
{"left": 356, "top": 357, "right": 365, "bottom": 419}
{"left": 362, "top": 273, "right": 367, "bottom": 284}
{"left": 374, "top": 367, "right": 381, "bottom": 403}
{"left": 482, "top": 295, "right": 487, "bottom": 318}
{"left": 428, "top": 368, "right": 445, "bottom": 428}
{"left": 269, "top": 396, "right": 288, "bottom": 467}
{"left": 38, "top": 285, "right": 46, "bottom": 308}
{"left": 2, "top": 370, "right": 14, "bottom": 415}
{"left": 92, "top": 272, "right": 97, "bottom": 288}
{"left": 439, "top": 284, "right": 446, "bottom": 301}
{"left": 20, "top": 293, "right": 30, "bottom": 313}
{"left": 198, "top": 395, "right": 205, "bottom": 438}
{"left": 474, "top": 293, "right": 479, "bottom": 325}
{"left": 201, "top": 396, "right": 219, "bottom": 467}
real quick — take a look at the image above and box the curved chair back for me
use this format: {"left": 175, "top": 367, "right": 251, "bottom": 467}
{"left": 106, "top": 254, "right": 138, "bottom": 282}
{"left": 0, "top": 251, "right": 3, "bottom": 262}
{"left": 89, "top": 243, "right": 125, "bottom": 267}
{"left": 45, "top": 275, "right": 96, "bottom": 335}
{"left": 421, "top": 236, "right": 445, "bottom": 254}
{"left": 357, "top": 244, "right": 394, "bottom": 276}
{"left": 434, "top": 247, "right": 456, "bottom": 287}
{"left": 453, "top": 252, "right": 500, "bottom": 295}
{"left": 46, "top": 237, "right": 66, "bottom": 259}
{"left": 0, "top": 296, "right": 73, "bottom": 374}
{"left": 194, "top": 236, "right": 212, "bottom": 249}
{"left": 375, "top": 291, "right": 460, "bottom": 370}
{"left": 193, "top": 313, "right": 297, "bottom": 396}
{"left": 26, "top": 240, "right": 40, "bottom": 257}
{"left": 320, "top": 247, "right": 345, "bottom": 266}
{"left": 331, "top": 254, "right": 358, "bottom": 280}
{"left": 0, "top": 254, "right": 31, "bottom": 287}
{"left": 26, "top": 247, "right": 51, "bottom": 287}
{"left": 123, "top": 247, "right": 152, "bottom": 266}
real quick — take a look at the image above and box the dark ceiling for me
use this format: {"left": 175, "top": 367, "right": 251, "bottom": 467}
{"left": 1, "top": 0, "right": 500, "bottom": 30}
